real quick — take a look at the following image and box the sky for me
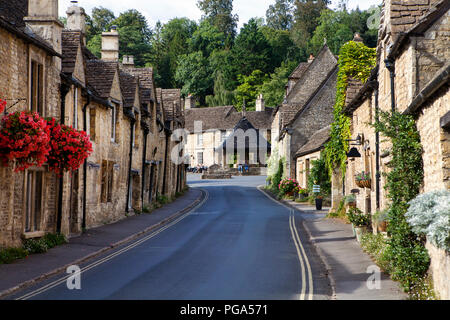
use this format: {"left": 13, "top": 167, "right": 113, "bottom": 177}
{"left": 59, "top": 0, "right": 382, "bottom": 30}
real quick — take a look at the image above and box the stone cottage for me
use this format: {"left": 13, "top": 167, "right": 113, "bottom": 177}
{"left": 340, "top": 0, "right": 449, "bottom": 299}
{"left": 184, "top": 95, "right": 273, "bottom": 168}
{"left": 272, "top": 44, "right": 338, "bottom": 180}
{"left": 0, "top": 0, "right": 186, "bottom": 247}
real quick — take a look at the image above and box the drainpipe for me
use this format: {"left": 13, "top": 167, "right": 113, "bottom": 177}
{"left": 385, "top": 58, "right": 396, "bottom": 113}
{"left": 57, "top": 83, "right": 71, "bottom": 234}
{"left": 141, "top": 127, "right": 149, "bottom": 207}
{"left": 373, "top": 81, "right": 381, "bottom": 210}
{"left": 126, "top": 117, "right": 136, "bottom": 213}
{"left": 162, "top": 129, "right": 170, "bottom": 196}
{"left": 82, "top": 95, "right": 91, "bottom": 231}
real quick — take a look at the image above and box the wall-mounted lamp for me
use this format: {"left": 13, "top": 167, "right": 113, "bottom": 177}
{"left": 346, "top": 134, "right": 363, "bottom": 146}
{"left": 347, "top": 147, "right": 362, "bottom": 159}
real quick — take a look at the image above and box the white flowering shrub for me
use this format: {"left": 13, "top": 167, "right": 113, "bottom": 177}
{"left": 406, "top": 190, "right": 450, "bottom": 252}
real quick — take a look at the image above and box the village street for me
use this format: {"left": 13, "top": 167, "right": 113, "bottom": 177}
{"left": 5, "top": 175, "right": 331, "bottom": 300}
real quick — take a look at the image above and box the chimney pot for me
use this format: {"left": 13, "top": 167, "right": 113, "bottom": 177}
{"left": 256, "top": 94, "right": 265, "bottom": 112}
{"left": 308, "top": 54, "right": 315, "bottom": 63}
{"left": 101, "top": 27, "right": 120, "bottom": 62}
{"left": 66, "top": 1, "right": 87, "bottom": 39}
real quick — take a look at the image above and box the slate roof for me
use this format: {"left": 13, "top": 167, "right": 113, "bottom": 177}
{"left": 219, "top": 117, "right": 271, "bottom": 151}
{"left": 126, "top": 67, "right": 155, "bottom": 105}
{"left": 185, "top": 105, "right": 275, "bottom": 133}
{"left": 119, "top": 71, "right": 138, "bottom": 109}
{"left": 161, "top": 89, "right": 182, "bottom": 121}
{"left": 62, "top": 31, "right": 82, "bottom": 74}
{"left": 289, "top": 62, "right": 310, "bottom": 80}
{"left": 0, "top": 0, "right": 60, "bottom": 56}
{"left": 85, "top": 60, "right": 118, "bottom": 100}
{"left": 295, "top": 126, "right": 331, "bottom": 158}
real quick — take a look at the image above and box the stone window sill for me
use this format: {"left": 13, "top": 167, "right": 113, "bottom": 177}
{"left": 23, "top": 231, "right": 46, "bottom": 240}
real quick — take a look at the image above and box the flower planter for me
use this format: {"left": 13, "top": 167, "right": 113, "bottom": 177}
{"left": 361, "top": 180, "right": 372, "bottom": 189}
{"left": 355, "top": 227, "right": 365, "bottom": 243}
{"left": 352, "top": 224, "right": 356, "bottom": 237}
{"left": 355, "top": 180, "right": 364, "bottom": 188}
{"left": 315, "top": 198, "right": 323, "bottom": 211}
{"left": 377, "top": 221, "right": 388, "bottom": 233}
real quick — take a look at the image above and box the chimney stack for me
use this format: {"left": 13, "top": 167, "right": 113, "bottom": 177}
{"left": 256, "top": 94, "right": 265, "bottom": 112}
{"left": 122, "top": 55, "right": 135, "bottom": 69}
{"left": 185, "top": 94, "right": 196, "bottom": 110}
{"left": 66, "top": 1, "right": 87, "bottom": 44}
{"left": 101, "top": 26, "right": 120, "bottom": 62}
{"left": 308, "top": 54, "right": 315, "bottom": 64}
{"left": 353, "top": 33, "right": 364, "bottom": 43}
{"left": 24, "top": 0, "right": 63, "bottom": 57}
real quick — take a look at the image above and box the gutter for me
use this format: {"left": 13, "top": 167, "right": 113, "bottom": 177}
{"left": 81, "top": 94, "right": 91, "bottom": 231}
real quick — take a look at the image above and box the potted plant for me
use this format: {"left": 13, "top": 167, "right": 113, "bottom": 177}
{"left": 373, "top": 210, "right": 389, "bottom": 233}
{"left": 279, "top": 178, "right": 299, "bottom": 198}
{"left": 315, "top": 195, "right": 324, "bottom": 210}
{"left": 355, "top": 171, "right": 372, "bottom": 189}
{"left": 296, "top": 186, "right": 308, "bottom": 201}
{"left": 347, "top": 207, "right": 371, "bottom": 242}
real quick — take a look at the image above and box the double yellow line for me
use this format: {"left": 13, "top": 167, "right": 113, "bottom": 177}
{"left": 289, "top": 210, "right": 314, "bottom": 301}
{"left": 259, "top": 187, "right": 314, "bottom": 300}
{"left": 17, "top": 189, "right": 209, "bottom": 301}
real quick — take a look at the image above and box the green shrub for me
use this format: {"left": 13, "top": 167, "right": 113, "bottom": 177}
{"left": 43, "top": 233, "right": 67, "bottom": 248}
{"left": 347, "top": 207, "right": 371, "bottom": 227}
{"left": 23, "top": 238, "right": 49, "bottom": 254}
{"left": 0, "top": 247, "right": 29, "bottom": 264}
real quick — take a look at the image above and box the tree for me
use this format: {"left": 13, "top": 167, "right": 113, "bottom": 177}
{"left": 265, "top": 0, "right": 294, "bottom": 30}
{"left": 231, "top": 18, "right": 272, "bottom": 78}
{"left": 259, "top": 60, "right": 297, "bottom": 107}
{"left": 206, "top": 71, "right": 236, "bottom": 106}
{"left": 260, "top": 26, "right": 300, "bottom": 70}
{"left": 112, "top": 10, "right": 153, "bottom": 67}
{"left": 175, "top": 51, "right": 214, "bottom": 105}
{"left": 291, "top": 0, "right": 330, "bottom": 48}
{"left": 197, "top": 0, "right": 238, "bottom": 46}
{"left": 86, "top": 7, "right": 116, "bottom": 41}
{"left": 235, "top": 70, "right": 268, "bottom": 110}
{"left": 189, "top": 20, "right": 226, "bottom": 57}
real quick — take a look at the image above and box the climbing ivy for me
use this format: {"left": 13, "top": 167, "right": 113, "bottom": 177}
{"left": 372, "top": 111, "right": 430, "bottom": 293}
{"left": 325, "top": 41, "right": 376, "bottom": 175}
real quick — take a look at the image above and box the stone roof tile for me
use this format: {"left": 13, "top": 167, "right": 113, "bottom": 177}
{"left": 295, "top": 126, "right": 331, "bottom": 157}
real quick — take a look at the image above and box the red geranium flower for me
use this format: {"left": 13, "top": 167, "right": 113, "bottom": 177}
{"left": 0, "top": 99, "right": 6, "bottom": 114}
{"left": 0, "top": 111, "right": 51, "bottom": 172}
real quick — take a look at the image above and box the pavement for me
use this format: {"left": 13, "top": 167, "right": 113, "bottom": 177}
{"left": 267, "top": 195, "right": 408, "bottom": 300}
{"left": 0, "top": 187, "right": 204, "bottom": 299}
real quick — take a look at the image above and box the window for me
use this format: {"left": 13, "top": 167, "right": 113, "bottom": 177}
{"left": 197, "top": 133, "right": 203, "bottom": 146}
{"left": 25, "top": 171, "right": 43, "bottom": 233}
{"left": 101, "top": 161, "right": 114, "bottom": 203}
{"left": 111, "top": 104, "right": 117, "bottom": 142}
{"left": 30, "top": 61, "right": 43, "bottom": 114}
{"left": 197, "top": 152, "right": 204, "bottom": 165}
{"left": 89, "top": 108, "right": 96, "bottom": 141}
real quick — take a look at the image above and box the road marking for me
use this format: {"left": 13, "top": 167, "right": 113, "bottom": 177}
{"left": 16, "top": 189, "right": 209, "bottom": 301}
{"left": 291, "top": 210, "right": 314, "bottom": 301}
{"left": 258, "top": 186, "right": 314, "bottom": 300}
{"left": 289, "top": 213, "right": 307, "bottom": 300}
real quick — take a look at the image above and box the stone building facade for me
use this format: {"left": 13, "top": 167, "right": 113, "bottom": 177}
{"left": 0, "top": 0, "right": 186, "bottom": 247}
{"left": 339, "top": 0, "right": 449, "bottom": 299}
{"left": 185, "top": 96, "right": 273, "bottom": 168}
{"left": 272, "top": 45, "right": 337, "bottom": 179}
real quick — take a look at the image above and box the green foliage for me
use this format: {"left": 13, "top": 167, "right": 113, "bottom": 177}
{"left": 405, "top": 190, "right": 450, "bottom": 251}
{"left": 23, "top": 233, "right": 67, "bottom": 255}
{"left": 0, "top": 247, "right": 28, "bottom": 264}
{"left": 372, "top": 110, "right": 429, "bottom": 293}
{"left": 206, "top": 71, "right": 236, "bottom": 107}
{"left": 325, "top": 41, "right": 376, "bottom": 176}
{"left": 307, "top": 156, "right": 331, "bottom": 196}
{"left": 175, "top": 51, "right": 214, "bottom": 103}
{"left": 347, "top": 207, "right": 371, "bottom": 227}
{"left": 269, "top": 158, "right": 285, "bottom": 197}
{"left": 235, "top": 70, "right": 268, "bottom": 110}
{"left": 266, "top": 0, "right": 294, "bottom": 30}
{"left": 360, "top": 233, "right": 391, "bottom": 272}
{"left": 259, "top": 60, "right": 297, "bottom": 107}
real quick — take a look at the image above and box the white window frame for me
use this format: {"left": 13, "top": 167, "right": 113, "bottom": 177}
{"left": 111, "top": 104, "right": 117, "bottom": 143}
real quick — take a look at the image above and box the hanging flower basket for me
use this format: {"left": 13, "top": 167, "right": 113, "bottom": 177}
{"left": 0, "top": 111, "right": 51, "bottom": 172}
{"left": 46, "top": 118, "right": 93, "bottom": 175}
{"left": 355, "top": 171, "right": 372, "bottom": 189}
{"left": 279, "top": 178, "right": 299, "bottom": 197}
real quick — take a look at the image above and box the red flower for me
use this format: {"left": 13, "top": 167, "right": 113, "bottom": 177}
{"left": 0, "top": 111, "right": 51, "bottom": 172}
{"left": 0, "top": 99, "right": 6, "bottom": 114}
{"left": 46, "top": 119, "right": 93, "bottom": 175}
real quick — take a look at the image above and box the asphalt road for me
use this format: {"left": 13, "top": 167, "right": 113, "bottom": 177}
{"left": 11, "top": 175, "right": 331, "bottom": 300}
